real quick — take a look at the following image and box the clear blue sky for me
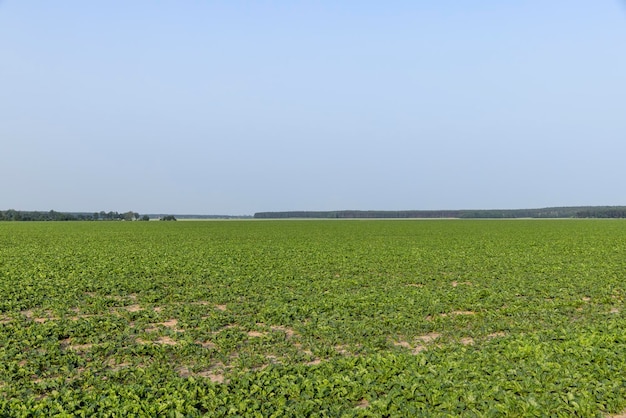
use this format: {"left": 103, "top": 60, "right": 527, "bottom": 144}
{"left": 2, "top": 1, "right": 625, "bottom": 215}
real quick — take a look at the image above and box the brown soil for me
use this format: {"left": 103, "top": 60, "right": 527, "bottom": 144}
{"left": 356, "top": 399, "right": 370, "bottom": 408}
{"left": 33, "top": 317, "right": 53, "bottom": 323}
{"left": 155, "top": 336, "right": 178, "bottom": 346}
{"left": 451, "top": 281, "right": 472, "bottom": 287}
{"left": 136, "top": 336, "right": 178, "bottom": 346}
{"left": 416, "top": 333, "right": 441, "bottom": 342}
{"left": 393, "top": 333, "right": 440, "bottom": 355}
{"left": 394, "top": 340, "right": 412, "bottom": 349}
{"left": 270, "top": 325, "right": 297, "bottom": 338}
{"left": 198, "top": 370, "right": 226, "bottom": 383}
{"left": 197, "top": 340, "right": 217, "bottom": 349}
{"left": 178, "top": 362, "right": 228, "bottom": 384}
{"left": 66, "top": 343, "right": 93, "bottom": 351}
{"left": 22, "top": 310, "right": 58, "bottom": 322}
{"left": 433, "top": 311, "right": 475, "bottom": 318}
{"left": 158, "top": 319, "right": 179, "bottom": 328}
{"left": 334, "top": 344, "right": 350, "bottom": 355}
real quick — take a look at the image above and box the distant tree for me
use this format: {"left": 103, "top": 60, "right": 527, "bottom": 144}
{"left": 122, "top": 211, "right": 139, "bottom": 221}
{"left": 141, "top": 215, "right": 150, "bottom": 221}
{"left": 161, "top": 215, "right": 177, "bottom": 221}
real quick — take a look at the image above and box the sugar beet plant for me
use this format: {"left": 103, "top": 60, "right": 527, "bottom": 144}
{"left": 1, "top": 220, "right": 626, "bottom": 416}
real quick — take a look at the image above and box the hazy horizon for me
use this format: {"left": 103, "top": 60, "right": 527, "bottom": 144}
{"left": 4, "top": 205, "right": 626, "bottom": 218}
{"left": 2, "top": 1, "right": 625, "bottom": 214}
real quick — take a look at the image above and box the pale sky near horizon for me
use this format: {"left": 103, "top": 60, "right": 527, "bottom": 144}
{"left": 1, "top": 1, "right": 625, "bottom": 215}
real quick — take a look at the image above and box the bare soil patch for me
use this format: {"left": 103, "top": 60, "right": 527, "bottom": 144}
{"left": 107, "top": 358, "right": 131, "bottom": 371}
{"left": 411, "top": 345, "right": 427, "bottom": 354}
{"left": 416, "top": 333, "right": 441, "bottom": 342}
{"left": 196, "top": 339, "right": 217, "bottom": 349}
{"left": 393, "top": 335, "right": 436, "bottom": 354}
{"left": 356, "top": 399, "right": 370, "bottom": 409}
{"left": 178, "top": 362, "right": 228, "bottom": 383}
{"left": 22, "top": 309, "right": 58, "bottom": 322}
{"left": 393, "top": 341, "right": 412, "bottom": 349}
{"left": 66, "top": 343, "right": 93, "bottom": 352}
{"left": 136, "top": 336, "right": 178, "bottom": 346}
{"left": 451, "top": 281, "right": 472, "bottom": 287}
{"left": 433, "top": 311, "right": 475, "bottom": 319}
{"left": 460, "top": 337, "right": 474, "bottom": 345}
{"left": 155, "top": 336, "right": 178, "bottom": 346}
{"left": 334, "top": 344, "right": 351, "bottom": 355}
{"left": 270, "top": 325, "right": 297, "bottom": 338}
{"left": 199, "top": 370, "right": 226, "bottom": 383}
{"left": 159, "top": 319, "right": 179, "bottom": 328}
{"left": 146, "top": 319, "right": 182, "bottom": 332}
{"left": 450, "top": 310, "right": 475, "bottom": 316}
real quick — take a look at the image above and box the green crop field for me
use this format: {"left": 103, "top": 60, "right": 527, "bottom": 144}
{"left": 1, "top": 220, "right": 626, "bottom": 416}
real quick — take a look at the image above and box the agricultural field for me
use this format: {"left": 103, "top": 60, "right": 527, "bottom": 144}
{"left": 1, "top": 220, "right": 626, "bottom": 416}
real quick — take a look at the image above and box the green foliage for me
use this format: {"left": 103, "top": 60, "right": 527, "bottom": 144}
{"left": 0, "top": 209, "right": 143, "bottom": 221}
{"left": 254, "top": 206, "right": 626, "bottom": 219}
{"left": 1, "top": 220, "right": 626, "bottom": 416}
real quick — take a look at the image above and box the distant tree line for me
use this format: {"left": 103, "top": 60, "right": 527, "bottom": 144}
{"left": 156, "top": 214, "right": 252, "bottom": 220}
{"left": 93, "top": 211, "right": 142, "bottom": 221}
{"left": 254, "top": 210, "right": 462, "bottom": 219}
{"left": 0, "top": 210, "right": 150, "bottom": 221}
{"left": 255, "top": 207, "right": 626, "bottom": 219}
{"left": 575, "top": 208, "right": 626, "bottom": 218}
{"left": 0, "top": 210, "right": 82, "bottom": 221}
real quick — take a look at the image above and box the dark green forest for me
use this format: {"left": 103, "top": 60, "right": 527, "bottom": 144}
{"left": 254, "top": 207, "right": 626, "bottom": 219}
{"left": 0, "top": 210, "right": 145, "bottom": 222}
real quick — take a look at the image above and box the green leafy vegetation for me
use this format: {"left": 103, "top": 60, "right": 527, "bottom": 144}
{"left": 1, "top": 220, "right": 626, "bottom": 416}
